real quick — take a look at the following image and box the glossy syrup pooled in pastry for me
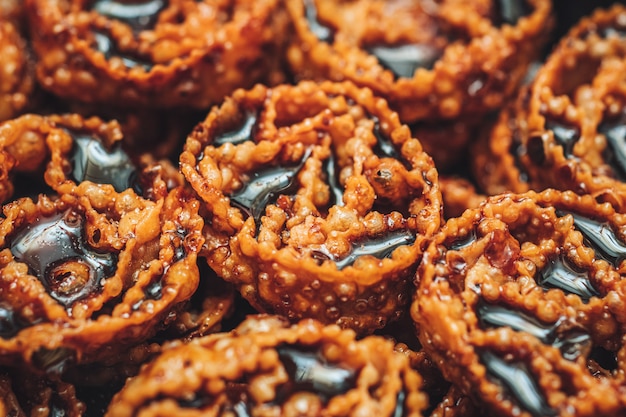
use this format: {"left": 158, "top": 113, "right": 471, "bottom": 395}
{"left": 322, "top": 153, "right": 344, "bottom": 207}
{"left": 10, "top": 210, "right": 117, "bottom": 307}
{"left": 312, "top": 231, "right": 416, "bottom": 270}
{"left": 535, "top": 255, "right": 599, "bottom": 301}
{"left": 276, "top": 344, "right": 358, "bottom": 402}
{"left": 69, "top": 130, "right": 139, "bottom": 193}
{"left": 479, "top": 351, "right": 556, "bottom": 417}
{"left": 367, "top": 44, "right": 442, "bottom": 78}
{"left": 477, "top": 302, "right": 592, "bottom": 360}
{"left": 545, "top": 118, "right": 579, "bottom": 158}
{"left": 599, "top": 109, "right": 626, "bottom": 178}
{"left": 230, "top": 154, "right": 309, "bottom": 223}
{"left": 213, "top": 111, "right": 258, "bottom": 147}
{"left": 0, "top": 302, "right": 27, "bottom": 339}
{"left": 90, "top": 0, "right": 167, "bottom": 33}
{"left": 493, "top": 0, "right": 532, "bottom": 25}
{"left": 562, "top": 211, "right": 626, "bottom": 266}
{"left": 92, "top": 31, "right": 154, "bottom": 70}
{"left": 304, "top": 0, "right": 333, "bottom": 42}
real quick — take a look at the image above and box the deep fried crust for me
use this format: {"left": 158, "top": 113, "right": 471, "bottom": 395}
{"left": 475, "top": 6, "right": 626, "bottom": 211}
{"left": 285, "top": 0, "right": 552, "bottom": 123}
{"left": 0, "top": 113, "right": 183, "bottom": 203}
{"left": 0, "top": 186, "right": 204, "bottom": 370}
{"left": 25, "top": 0, "right": 288, "bottom": 109}
{"left": 412, "top": 189, "right": 626, "bottom": 416}
{"left": 181, "top": 81, "right": 442, "bottom": 334}
{"left": 106, "top": 315, "right": 428, "bottom": 417}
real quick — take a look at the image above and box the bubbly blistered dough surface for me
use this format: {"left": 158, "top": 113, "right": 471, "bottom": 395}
{"left": 181, "top": 81, "right": 442, "bottom": 334}
{"left": 412, "top": 189, "right": 626, "bottom": 417}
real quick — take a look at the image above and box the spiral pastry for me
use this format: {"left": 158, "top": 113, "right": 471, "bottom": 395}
{"left": 25, "top": 0, "right": 287, "bottom": 109}
{"left": 106, "top": 315, "right": 428, "bottom": 417}
{"left": 285, "top": 0, "right": 551, "bottom": 124}
{"left": 181, "top": 81, "right": 442, "bottom": 333}
{"left": 0, "top": 185, "right": 205, "bottom": 370}
{"left": 412, "top": 189, "right": 626, "bottom": 416}
{"left": 473, "top": 6, "right": 626, "bottom": 210}
{"left": 0, "top": 113, "right": 182, "bottom": 203}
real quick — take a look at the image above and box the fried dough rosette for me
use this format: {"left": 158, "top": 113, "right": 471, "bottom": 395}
{"left": 0, "top": 185, "right": 204, "bottom": 370}
{"left": 473, "top": 6, "right": 626, "bottom": 210}
{"left": 285, "top": 0, "right": 552, "bottom": 125}
{"left": 181, "top": 81, "right": 442, "bottom": 333}
{"left": 0, "top": 113, "right": 182, "bottom": 203}
{"left": 25, "top": 0, "right": 287, "bottom": 109}
{"left": 412, "top": 189, "right": 626, "bottom": 417}
{"left": 106, "top": 315, "right": 428, "bottom": 417}
{"left": 0, "top": 371, "right": 84, "bottom": 417}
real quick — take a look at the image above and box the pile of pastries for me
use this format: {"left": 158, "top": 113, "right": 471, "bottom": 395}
{"left": 2, "top": 1, "right": 626, "bottom": 416}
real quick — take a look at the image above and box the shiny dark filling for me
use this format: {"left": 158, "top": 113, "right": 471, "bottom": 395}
{"left": 132, "top": 279, "right": 163, "bottom": 311}
{"left": 177, "top": 396, "right": 212, "bottom": 409}
{"left": 312, "top": 230, "right": 415, "bottom": 270}
{"left": 93, "top": 31, "right": 154, "bottom": 70}
{"left": 599, "top": 110, "right": 626, "bottom": 178}
{"left": 49, "top": 392, "right": 73, "bottom": 417}
{"left": 50, "top": 403, "right": 67, "bottom": 417}
{"left": 90, "top": 0, "right": 166, "bottom": 33}
{"left": 276, "top": 345, "right": 357, "bottom": 403}
{"left": 509, "top": 131, "right": 530, "bottom": 183}
{"left": 479, "top": 351, "right": 556, "bottom": 417}
{"left": 367, "top": 44, "right": 442, "bottom": 78}
{"left": 598, "top": 26, "right": 626, "bottom": 39}
{"left": 536, "top": 254, "right": 599, "bottom": 301}
{"left": 449, "top": 229, "right": 478, "bottom": 250}
{"left": 372, "top": 117, "right": 412, "bottom": 171}
{"left": 230, "top": 153, "right": 309, "bottom": 223}
{"left": 493, "top": 0, "right": 532, "bottom": 26}
{"left": 145, "top": 280, "right": 162, "bottom": 300}
{"left": 304, "top": 0, "right": 333, "bottom": 42}
{"left": 323, "top": 153, "right": 344, "bottom": 207}
{"left": 213, "top": 111, "right": 258, "bottom": 147}
{"left": 69, "top": 130, "right": 139, "bottom": 193}
{"left": 477, "top": 302, "right": 591, "bottom": 361}
{"left": 372, "top": 117, "right": 400, "bottom": 160}
{"left": 177, "top": 387, "right": 250, "bottom": 416}
{"left": 0, "top": 302, "right": 27, "bottom": 339}
{"left": 561, "top": 211, "right": 626, "bottom": 266}
{"left": 545, "top": 119, "right": 579, "bottom": 158}
{"left": 525, "top": 133, "right": 546, "bottom": 166}
{"left": 392, "top": 389, "right": 406, "bottom": 417}
{"left": 170, "top": 227, "right": 187, "bottom": 263}
{"left": 10, "top": 210, "right": 117, "bottom": 307}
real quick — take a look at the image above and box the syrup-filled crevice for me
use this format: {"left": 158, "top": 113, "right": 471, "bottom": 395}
{"left": 181, "top": 81, "right": 442, "bottom": 334}
{"left": 286, "top": 0, "right": 552, "bottom": 130}
{"left": 10, "top": 210, "right": 117, "bottom": 307}
{"left": 90, "top": 0, "right": 167, "bottom": 33}
{"left": 412, "top": 190, "right": 626, "bottom": 417}
{"left": 0, "top": 185, "right": 207, "bottom": 371}
{"left": 0, "top": 113, "right": 181, "bottom": 202}
{"left": 473, "top": 6, "right": 626, "bottom": 211}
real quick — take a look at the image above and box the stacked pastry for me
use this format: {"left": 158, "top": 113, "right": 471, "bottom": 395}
{"left": 2, "top": 1, "right": 626, "bottom": 416}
